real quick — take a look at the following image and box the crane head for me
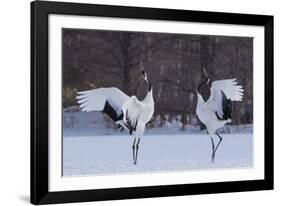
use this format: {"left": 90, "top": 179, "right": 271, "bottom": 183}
{"left": 140, "top": 61, "right": 148, "bottom": 81}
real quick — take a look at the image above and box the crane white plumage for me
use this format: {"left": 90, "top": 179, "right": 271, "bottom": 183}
{"left": 76, "top": 61, "right": 154, "bottom": 164}
{"left": 196, "top": 67, "right": 244, "bottom": 162}
{"left": 77, "top": 87, "right": 128, "bottom": 113}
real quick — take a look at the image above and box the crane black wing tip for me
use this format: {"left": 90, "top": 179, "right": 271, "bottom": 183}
{"left": 123, "top": 110, "right": 138, "bottom": 135}
{"left": 220, "top": 91, "right": 232, "bottom": 120}
{"left": 134, "top": 120, "right": 138, "bottom": 132}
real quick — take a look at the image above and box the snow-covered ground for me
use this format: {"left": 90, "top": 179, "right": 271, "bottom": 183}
{"left": 63, "top": 108, "right": 253, "bottom": 176}
{"left": 63, "top": 133, "right": 253, "bottom": 176}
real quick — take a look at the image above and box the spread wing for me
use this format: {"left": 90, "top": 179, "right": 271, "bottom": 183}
{"left": 122, "top": 96, "right": 142, "bottom": 135}
{"left": 207, "top": 79, "right": 244, "bottom": 119}
{"left": 77, "top": 87, "right": 129, "bottom": 122}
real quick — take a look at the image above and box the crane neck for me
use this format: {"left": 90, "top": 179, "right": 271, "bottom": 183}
{"left": 197, "top": 92, "right": 205, "bottom": 104}
{"left": 146, "top": 78, "right": 152, "bottom": 92}
{"left": 197, "top": 77, "right": 210, "bottom": 95}
{"left": 143, "top": 88, "right": 154, "bottom": 105}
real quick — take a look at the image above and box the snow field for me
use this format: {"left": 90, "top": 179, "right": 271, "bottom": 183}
{"left": 63, "top": 133, "right": 253, "bottom": 176}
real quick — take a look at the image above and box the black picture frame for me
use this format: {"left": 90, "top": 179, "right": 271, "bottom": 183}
{"left": 31, "top": 0, "right": 274, "bottom": 204}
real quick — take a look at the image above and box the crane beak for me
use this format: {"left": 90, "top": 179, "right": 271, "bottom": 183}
{"left": 203, "top": 67, "right": 209, "bottom": 78}
{"left": 140, "top": 61, "right": 144, "bottom": 71}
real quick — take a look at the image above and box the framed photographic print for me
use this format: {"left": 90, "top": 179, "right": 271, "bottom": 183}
{"left": 31, "top": 0, "right": 274, "bottom": 204}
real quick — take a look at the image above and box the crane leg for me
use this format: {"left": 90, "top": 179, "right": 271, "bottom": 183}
{"left": 132, "top": 138, "right": 136, "bottom": 164}
{"left": 134, "top": 138, "right": 141, "bottom": 165}
{"left": 214, "top": 133, "right": 223, "bottom": 154}
{"left": 211, "top": 137, "right": 215, "bottom": 162}
{"left": 211, "top": 133, "right": 223, "bottom": 163}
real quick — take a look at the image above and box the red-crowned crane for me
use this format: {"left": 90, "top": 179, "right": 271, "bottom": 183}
{"left": 76, "top": 62, "right": 154, "bottom": 164}
{"left": 196, "top": 67, "right": 244, "bottom": 162}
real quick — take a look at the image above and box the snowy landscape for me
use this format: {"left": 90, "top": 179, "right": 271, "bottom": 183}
{"left": 63, "top": 109, "right": 253, "bottom": 176}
